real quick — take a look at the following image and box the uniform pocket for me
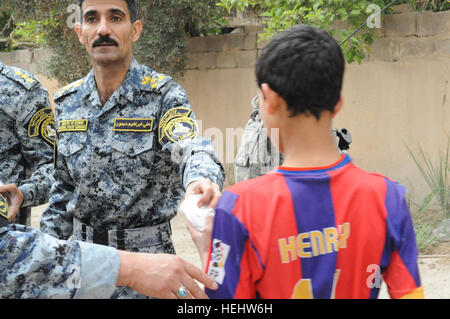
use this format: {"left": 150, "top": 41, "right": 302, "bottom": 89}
{"left": 111, "top": 131, "right": 155, "bottom": 185}
{"left": 56, "top": 131, "right": 88, "bottom": 181}
{"left": 57, "top": 132, "right": 87, "bottom": 157}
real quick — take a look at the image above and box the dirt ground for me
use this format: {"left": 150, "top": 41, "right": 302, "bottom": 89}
{"left": 31, "top": 204, "right": 450, "bottom": 299}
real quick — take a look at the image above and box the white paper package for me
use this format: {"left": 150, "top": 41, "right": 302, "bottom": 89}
{"left": 178, "top": 194, "right": 215, "bottom": 232}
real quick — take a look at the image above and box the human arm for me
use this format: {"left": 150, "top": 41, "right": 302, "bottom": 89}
{"left": 157, "top": 81, "right": 225, "bottom": 208}
{"left": 14, "top": 84, "right": 55, "bottom": 208}
{"left": 188, "top": 191, "right": 262, "bottom": 299}
{"left": 117, "top": 250, "right": 218, "bottom": 299}
{"left": 39, "top": 151, "right": 75, "bottom": 239}
{"left": 0, "top": 225, "right": 218, "bottom": 299}
{"left": 382, "top": 181, "right": 424, "bottom": 299}
{"left": 0, "top": 83, "right": 54, "bottom": 218}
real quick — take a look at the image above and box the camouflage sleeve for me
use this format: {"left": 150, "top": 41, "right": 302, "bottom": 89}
{"left": 158, "top": 81, "right": 225, "bottom": 190}
{"left": 40, "top": 106, "right": 75, "bottom": 240}
{"left": 0, "top": 225, "right": 119, "bottom": 299}
{"left": 40, "top": 137, "right": 76, "bottom": 239}
{"left": 3, "top": 83, "right": 55, "bottom": 207}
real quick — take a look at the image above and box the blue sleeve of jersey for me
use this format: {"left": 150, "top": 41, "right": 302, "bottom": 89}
{"left": 205, "top": 191, "right": 250, "bottom": 299}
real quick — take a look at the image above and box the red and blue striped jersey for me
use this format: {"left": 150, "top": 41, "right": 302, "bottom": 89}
{"left": 205, "top": 154, "right": 423, "bottom": 299}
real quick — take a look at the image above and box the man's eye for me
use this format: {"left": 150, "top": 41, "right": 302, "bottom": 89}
{"left": 86, "top": 16, "right": 96, "bottom": 23}
{"left": 112, "top": 16, "right": 122, "bottom": 22}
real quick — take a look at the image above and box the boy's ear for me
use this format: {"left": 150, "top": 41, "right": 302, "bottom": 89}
{"left": 332, "top": 95, "right": 344, "bottom": 118}
{"left": 261, "top": 83, "right": 284, "bottom": 115}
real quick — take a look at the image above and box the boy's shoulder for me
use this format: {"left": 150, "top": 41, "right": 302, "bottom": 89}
{"left": 337, "top": 163, "right": 407, "bottom": 201}
{"left": 226, "top": 172, "right": 281, "bottom": 196}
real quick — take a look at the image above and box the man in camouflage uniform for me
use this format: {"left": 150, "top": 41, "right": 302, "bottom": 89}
{"left": 0, "top": 194, "right": 217, "bottom": 299}
{"left": 234, "top": 96, "right": 283, "bottom": 183}
{"left": 0, "top": 61, "right": 55, "bottom": 225}
{"left": 40, "top": 0, "right": 224, "bottom": 298}
{"left": 234, "top": 97, "right": 352, "bottom": 182}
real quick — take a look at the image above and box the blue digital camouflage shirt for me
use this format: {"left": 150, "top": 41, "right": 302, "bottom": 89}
{"left": 0, "top": 224, "right": 120, "bottom": 299}
{"left": 41, "top": 58, "right": 224, "bottom": 239}
{"left": 0, "top": 61, "right": 55, "bottom": 207}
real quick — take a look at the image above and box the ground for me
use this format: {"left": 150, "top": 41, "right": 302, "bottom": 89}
{"left": 31, "top": 204, "right": 450, "bottom": 299}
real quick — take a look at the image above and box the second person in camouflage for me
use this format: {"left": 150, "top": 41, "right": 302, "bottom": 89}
{"left": 0, "top": 61, "right": 55, "bottom": 225}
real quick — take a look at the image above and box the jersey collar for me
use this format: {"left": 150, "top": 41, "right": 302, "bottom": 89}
{"left": 275, "top": 154, "right": 352, "bottom": 175}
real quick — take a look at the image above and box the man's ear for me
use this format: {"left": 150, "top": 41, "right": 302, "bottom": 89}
{"left": 74, "top": 22, "right": 85, "bottom": 45}
{"left": 332, "top": 95, "right": 344, "bottom": 118}
{"left": 132, "top": 20, "right": 143, "bottom": 43}
{"left": 261, "top": 83, "right": 284, "bottom": 115}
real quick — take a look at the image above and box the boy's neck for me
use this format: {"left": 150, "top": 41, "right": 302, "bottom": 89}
{"left": 277, "top": 112, "right": 341, "bottom": 168}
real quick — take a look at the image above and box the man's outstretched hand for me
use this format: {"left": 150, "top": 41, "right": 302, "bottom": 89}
{"left": 117, "top": 251, "right": 218, "bottom": 299}
{"left": 185, "top": 179, "right": 221, "bottom": 209}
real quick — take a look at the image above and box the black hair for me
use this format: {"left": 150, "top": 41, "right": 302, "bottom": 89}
{"left": 255, "top": 24, "right": 345, "bottom": 120}
{"left": 78, "top": 0, "right": 139, "bottom": 23}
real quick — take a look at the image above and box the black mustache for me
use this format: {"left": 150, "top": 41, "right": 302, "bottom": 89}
{"left": 93, "top": 36, "right": 119, "bottom": 47}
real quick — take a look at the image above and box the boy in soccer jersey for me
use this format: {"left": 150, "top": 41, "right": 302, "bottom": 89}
{"left": 188, "top": 24, "right": 424, "bottom": 299}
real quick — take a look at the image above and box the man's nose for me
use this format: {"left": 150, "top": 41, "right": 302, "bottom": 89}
{"left": 97, "top": 17, "right": 111, "bottom": 37}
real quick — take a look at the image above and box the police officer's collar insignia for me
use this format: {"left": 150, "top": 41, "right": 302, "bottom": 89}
{"left": 14, "top": 70, "right": 35, "bottom": 85}
{"left": 140, "top": 72, "right": 171, "bottom": 93}
{"left": 142, "top": 75, "right": 166, "bottom": 89}
{"left": 0, "top": 194, "right": 8, "bottom": 220}
{"left": 27, "top": 107, "right": 56, "bottom": 147}
{"left": 159, "top": 107, "right": 192, "bottom": 142}
{"left": 113, "top": 118, "right": 154, "bottom": 132}
{"left": 163, "top": 116, "right": 199, "bottom": 143}
{"left": 58, "top": 119, "right": 89, "bottom": 133}
{"left": 54, "top": 79, "right": 84, "bottom": 101}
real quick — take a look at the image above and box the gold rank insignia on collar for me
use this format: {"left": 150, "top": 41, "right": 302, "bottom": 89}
{"left": 142, "top": 75, "right": 166, "bottom": 89}
{"left": 113, "top": 118, "right": 154, "bottom": 132}
{"left": 0, "top": 193, "right": 8, "bottom": 221}
{"left": 58, "top": 119, "right": 89, "bottom": 133}
{"left": 14, "top": 70, "right": 35, "bottom": 85}
{"left": 54, "top": 79, "right": 84, "bottom": 101}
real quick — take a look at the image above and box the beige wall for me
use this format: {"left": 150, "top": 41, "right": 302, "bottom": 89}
{"left": 179, "top": 8, "right": 450, "bottom": 199}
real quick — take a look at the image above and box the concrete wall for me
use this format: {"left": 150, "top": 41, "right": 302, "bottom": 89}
{"left": 179, "top": 8, "right": 450, "bottom": 199}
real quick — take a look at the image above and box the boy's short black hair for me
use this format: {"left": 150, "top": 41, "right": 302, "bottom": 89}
{"left": 255, "top": 24, "right": 345, "bottom": 120}
{"left": 78, "top": 0, "right": 139, "bottom": 23}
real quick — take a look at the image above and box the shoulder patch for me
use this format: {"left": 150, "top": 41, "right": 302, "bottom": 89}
{"left": 27, "top": 107, "right": 57, "bottom": 147}
{"left": 1, "top": 66, "right": 39, "bottom": 91}
{"left": 141, "top": 72, "right": 172, "bottom": 93}
{"left": 54, "top": 79, "right": 84, "bottom": 101}
{"left": 160, "top": 113, "right": 199, "bottom": 144}
{"left": 158, "top": 107, "right": 192, "bottom": 142}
